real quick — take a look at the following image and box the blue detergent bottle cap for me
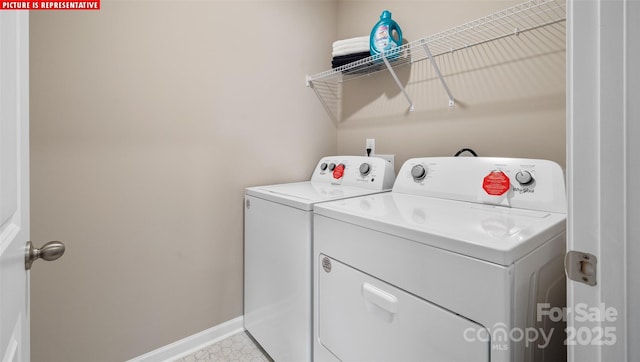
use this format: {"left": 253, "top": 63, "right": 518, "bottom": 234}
{"left": 370, "top": 10, "right": 403, "bottom": 58}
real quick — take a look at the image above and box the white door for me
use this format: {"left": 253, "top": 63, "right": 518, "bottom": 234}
{"left": 0, "top": 10, "right": 30, "bottom": 362}
{"left": 567, "top": 0, "right": 639, "bottom": 361}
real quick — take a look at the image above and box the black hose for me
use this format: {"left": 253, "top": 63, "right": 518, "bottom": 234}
{"left": 454, "top": 148, "right": 478, "bottom": 157}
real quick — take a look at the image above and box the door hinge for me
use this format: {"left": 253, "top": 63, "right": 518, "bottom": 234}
{"left": 565, "top": 251, "right": 597, "bottom": 286}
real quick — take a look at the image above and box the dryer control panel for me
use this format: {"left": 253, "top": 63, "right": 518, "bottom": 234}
{"left": 311, "top": 156, "right": 396, "bottom": 191}
{"left": 393, "top": 157, "right": 566, "bottom": 213}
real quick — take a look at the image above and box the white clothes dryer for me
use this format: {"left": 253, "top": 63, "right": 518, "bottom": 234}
{"left": 313, "top": 157, "right": 567, "bottom": 362}
{"left": 244, "top": 156, "right": 395, "bottom": 361}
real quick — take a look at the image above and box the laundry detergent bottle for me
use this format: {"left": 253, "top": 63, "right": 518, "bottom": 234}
{"left": 369, "top": 10, "right": 403, "bottom": 58}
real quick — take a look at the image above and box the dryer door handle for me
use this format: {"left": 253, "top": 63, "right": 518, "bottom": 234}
{"left": 362, "top": 282, "right": 398, "bottom": 314}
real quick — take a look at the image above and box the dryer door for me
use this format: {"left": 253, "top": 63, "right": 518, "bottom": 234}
{"left": 318, "top": 255, "right": 490, "bottom": 362}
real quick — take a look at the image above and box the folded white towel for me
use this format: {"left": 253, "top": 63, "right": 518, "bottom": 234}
{"left": 332, "top": 36, "right": 369, "bottom": 49}
{"left": 332, "top": 43, "right": 370, "bottom": 57}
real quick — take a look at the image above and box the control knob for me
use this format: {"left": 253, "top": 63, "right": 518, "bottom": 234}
{"left": 359, "top": 163, "right": 371, "bottom": 176}
{"left": 515, "top": 170, "right": 534, "bottom": 185}
{"left": 411, "top": 164, "right": 427, "bottom": 181}
{"left": 329, "top": 163, "right": 336, "bottom": 171}
{"left": 320, "top": 163, "right": 328, "bottom": 171}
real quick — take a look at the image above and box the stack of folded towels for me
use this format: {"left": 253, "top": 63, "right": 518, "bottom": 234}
{"left": 332, "top": 36, "right": 370, "bottom": 69}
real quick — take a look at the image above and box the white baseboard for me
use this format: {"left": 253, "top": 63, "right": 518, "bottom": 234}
{"left": 127, "top": 316, "right": 244, "bottom": 362}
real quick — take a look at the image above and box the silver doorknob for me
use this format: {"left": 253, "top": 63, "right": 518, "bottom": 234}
{"left": 25, "top": 241, "right": 65, "bottom": 270}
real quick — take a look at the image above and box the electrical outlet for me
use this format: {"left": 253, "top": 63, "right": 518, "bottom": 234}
{"left": 365, "top": 138, "right": 376, "bottom": 156}
{"left": 374, "top": 154, "right": 394, "bottom": 170}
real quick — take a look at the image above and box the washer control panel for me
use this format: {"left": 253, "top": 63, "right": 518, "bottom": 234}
{"left": 394, "top": 157, "right": 566, "bottom": 213}
{"left": 312, "top": 156, "right": 396, "bottom": 190}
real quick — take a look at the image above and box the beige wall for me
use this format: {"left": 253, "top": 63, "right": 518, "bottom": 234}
{"left": 30, "top": 0, "right": 565, "bottom": 361}
{"left": 334, "top": 0, "right": 566, "bottom": 169}
{"left": 29, "top": 1, "right": 337, "bottom": 361}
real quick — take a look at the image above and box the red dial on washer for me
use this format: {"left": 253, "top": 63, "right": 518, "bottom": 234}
{"left": 333, "top": 164, "right": 345, "bottom": 180}
{"left": 482, "top": 170, "right": 510, "bottom": 196}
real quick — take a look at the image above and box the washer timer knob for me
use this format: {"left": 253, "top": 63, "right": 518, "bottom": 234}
{"left": 359, "top": 163, "right": 371, "bottom": 176}
{"left": 411, "top": 164, "right": 427, "bottom": 181}
{"left": 515, "top": 170, "right": 534, "bottom": 185}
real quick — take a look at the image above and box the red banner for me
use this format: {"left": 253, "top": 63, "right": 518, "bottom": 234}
{"left": 1, "top": 0, "right": 100, "bottom": 10}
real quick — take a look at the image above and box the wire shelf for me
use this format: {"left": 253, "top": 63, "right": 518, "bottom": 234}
{"left": 306, "top": 0, "right": 567, "bottom": 121}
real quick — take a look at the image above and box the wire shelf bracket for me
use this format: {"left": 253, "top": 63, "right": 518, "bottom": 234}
{"left": 381, "top": 54, "right": 415, "bottom": 112}
{"left": 420, "top": 39, "right": 455, "bottom": 107}
{"left": 380, "top": 39, "right": 455, "bottom": 112}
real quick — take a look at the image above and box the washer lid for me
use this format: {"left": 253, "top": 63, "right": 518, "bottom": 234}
{"left": 314, "top": 192, "right": 566, "bottom": 266}
{"left": 246, "top": 181, "right": 390, "bottom": 211}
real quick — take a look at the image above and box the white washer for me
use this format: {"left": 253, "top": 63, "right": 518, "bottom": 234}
{"left": 244, "top": 155, "right": 395, "bottom": 361}
{"left": 313, "top": 157, "right": 567, "bottom": 362}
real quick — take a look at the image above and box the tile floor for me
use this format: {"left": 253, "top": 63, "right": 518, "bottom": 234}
{"left": 174, "top": 331, "right": 271, "bottom": 362}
